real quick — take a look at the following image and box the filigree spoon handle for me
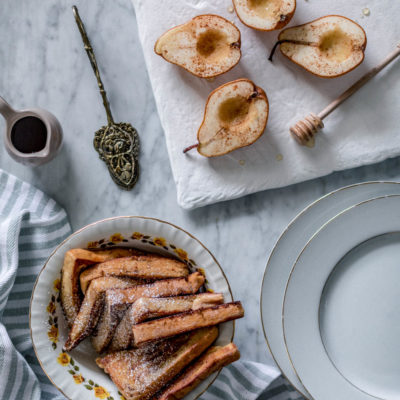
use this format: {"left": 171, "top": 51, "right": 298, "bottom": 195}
{"left": 72, "top": 5, "right": 140, "bottom": 190}
{"left": 72, "top": 5, "right": 114, "bottom": 125}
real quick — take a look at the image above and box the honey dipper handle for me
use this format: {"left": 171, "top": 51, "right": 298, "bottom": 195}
{"left": 318, "top": 44, "right": 400, "bottom": 120}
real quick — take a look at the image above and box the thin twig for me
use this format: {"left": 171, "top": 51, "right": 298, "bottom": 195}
{"left": 183, "top": 143, "right": 199, "bottom": 153}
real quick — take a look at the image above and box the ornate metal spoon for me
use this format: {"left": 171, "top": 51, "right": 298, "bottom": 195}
{"left": 72, "top": 5, "right": 139, "bottom": 190}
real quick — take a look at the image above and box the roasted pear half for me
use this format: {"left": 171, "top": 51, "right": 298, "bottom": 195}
{"left": 154, "top": 14, "right": 241, "bottom": 78}
{"left": 233, "top": 0, "right": 296, "bottom": 31}
{"left": 184, "top": 79, "right": 269, "bottom": 157}
{"left": 270, "top": 15, "right": 367, "bottom": 78}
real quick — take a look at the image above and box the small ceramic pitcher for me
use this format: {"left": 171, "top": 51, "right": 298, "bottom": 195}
{"left": 0, "top": 96, "right": 63, "bottom": 166}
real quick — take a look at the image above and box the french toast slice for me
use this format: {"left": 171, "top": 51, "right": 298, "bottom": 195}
{"left": 110, "top": 293, "right": 224, "bottom": 352}
{"left": 132, "top": 301, "right": 244, "bottom": 346}
{"left": 91, "top": 272, "right": 205, "bottom": 353}
{"left": 96, "top": 327, "right": 218, "bottom": 400}
{"left": 63, "top": 276, "right": 140, "bottom": 351}
{"left": 80, "top": 255, "right": 189, "bottom": 294}
{"left": 154, "top": 343, "right": 240, "bottom": 400}
{"left": 60, "top": 248, "right": 141, "bottom": 327}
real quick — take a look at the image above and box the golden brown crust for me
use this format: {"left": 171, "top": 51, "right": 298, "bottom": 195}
{"left": 132, "top": 301, "right": 244, "bottom": 345}
{"left": 96, "top": 327, "right": 219, "bottom": 400}
{"left": 277, "top": 15, "right": 367, "bottom": 79}
{"left": 60, "top": 248, "right": 141, "bottom": 327}
{"left": 233, "top": 0, "right": 296, "bottom": 32}
{"left": 91, "top": 273, "right": 206, "bottom": 354}
{"left": 154, "top": 14, "right": 242, "bottom": 79}
{"left": 154, "top": 343, "right": 240, "bottom": 400}
{"left": 110, "top": 293, "right": 224, "bottom": 352}
{"left": 196, "top": 78, "right": 269, "bottom": 157}
{"left": 60, "top": 243, "right": 240, "bottom": 400}
{"left": 80, "top": 254, "right": 189, "bottom": 294}
{"left": 63, "top": 276, "right": 140, "bottom": 351}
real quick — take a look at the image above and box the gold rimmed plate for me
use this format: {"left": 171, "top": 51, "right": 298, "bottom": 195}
{"left": 283, "top": 195, "right": 400, "bottom": 400}
{"left": 260, "top": 182, "right": 400, "bottom": 398}
{"left": 30, "top": 216, "right": 234, "bottom": 400}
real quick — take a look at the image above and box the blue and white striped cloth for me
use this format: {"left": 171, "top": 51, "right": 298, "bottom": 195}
{"left": 0, "top": 170, "right": 70, "bottom": 399}
{"left": 0, "top": 169, "right": 302, "bottom": 400}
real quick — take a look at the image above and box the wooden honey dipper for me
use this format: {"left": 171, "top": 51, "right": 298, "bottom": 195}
{"left": 290, "top": 44, "right": 400, "bottom": 146}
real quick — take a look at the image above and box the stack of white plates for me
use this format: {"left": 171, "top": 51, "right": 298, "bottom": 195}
{"left": 260, "top": 182, "right": 400, "bottom": 400}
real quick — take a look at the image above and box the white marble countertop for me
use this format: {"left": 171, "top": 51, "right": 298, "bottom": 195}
{"left": 1, "top": 0, "right": 400, "bottom": 368}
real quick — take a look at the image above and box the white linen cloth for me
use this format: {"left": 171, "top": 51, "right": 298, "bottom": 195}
{"left": 133, "top": 0, "right": 400, "bottom": 209}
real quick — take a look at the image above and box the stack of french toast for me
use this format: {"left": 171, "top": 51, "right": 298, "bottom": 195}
{"left": 60, "top": 247, "right": 244, "bottom": 400}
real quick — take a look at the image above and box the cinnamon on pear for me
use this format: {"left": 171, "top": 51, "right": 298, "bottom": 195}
{"left": 155, "top": 15, "right": 241, "bottom": 78}
{"left": 269, "top": 15, "right": 367, "bottom": 78}
{"left": 233, "top": 0, "right": 296, "bottom": 31}
{"left": 184, "top": 79, "right": 269, "bottom": 157}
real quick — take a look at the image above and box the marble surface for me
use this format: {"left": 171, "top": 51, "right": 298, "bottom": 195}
{"left": 1, "top": 0, "right": 400, "bottom": 368}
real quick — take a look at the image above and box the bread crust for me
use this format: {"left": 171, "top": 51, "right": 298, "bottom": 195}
{"left": 63, "top": 276, "right": 139, "bottom": 351}
{"left": 91, "top": 273, "right": 206, "bottom": 353}
{"left": 96, "top": 327, "right": 218, "bottom": 400}
{"left": 80, "top": 254, "right": 189, "bottom": 294}
{"left": 60, "top": 248, "right": 140, "bottom": 327}
{"left": 132, "top": 301, "right": 244, "bottom": 345}
{"left": 154, "top": 343, "right": 240, "bottom": 400}
{"left": 110, "top": 293, "right": 224, "bottom": 352}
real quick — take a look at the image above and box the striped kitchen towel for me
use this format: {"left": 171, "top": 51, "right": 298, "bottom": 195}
{"left": 0, "top": 169, "right": 299, "bottom": 400}
{"left": 0, "top": 169, "right": 71, "bottom": 400}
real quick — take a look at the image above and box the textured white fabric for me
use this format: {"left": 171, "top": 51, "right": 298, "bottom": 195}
{"left": 133, "top": 0, "right": 400, "bottom": 209}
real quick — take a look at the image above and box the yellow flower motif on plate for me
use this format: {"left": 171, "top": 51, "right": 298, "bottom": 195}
{"left": 94, "top": 386, "right": 110, "bottom": 399}
{"left": 174, "top": 248, "right": 188, "bottom": 260}
{"left": 53, "top": 278, "right": 61, "bottom": 291}
{"left": 87, "top": 241, "right": 99, "bottom": 249}
{"left": 48, "top": 325, "right": 58, "bottom": 343}
{"left": 57, "top": 352, "right": 70, "bottom": 366}
{"left": 110, "top": 233, "right": 124, "bottom": 243}
{"left": 47, "top": 301, "right": 56, "bottom": 314}
{"left": 153, "top": 237, "right": 166, "bottom": 247}
{"left": 131, "top": 232, "right": 143, "bottom": 240}
{"left": 73, "top": 374, "right": 84, "bottom": 384}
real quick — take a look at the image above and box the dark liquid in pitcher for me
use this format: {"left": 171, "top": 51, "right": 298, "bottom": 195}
{"left": 11, "top": 116, "right": 47, "bottom": 153}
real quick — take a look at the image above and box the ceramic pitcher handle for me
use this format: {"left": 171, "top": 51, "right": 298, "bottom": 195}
{"left": 0, "top": 97, "right": 16, "bottom": 120}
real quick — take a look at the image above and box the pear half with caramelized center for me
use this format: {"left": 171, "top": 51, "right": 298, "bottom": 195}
{"left": 184, "top": 79, "right": 269, "bottom": 157}
{"left": 233, "top": 0, "right": 296, "bottom": 31}
{"left": 273, "top": 15, "right": 367, "bottom": 78}
{"left": 155, "top": 15, "right": 241, "bottom": 78}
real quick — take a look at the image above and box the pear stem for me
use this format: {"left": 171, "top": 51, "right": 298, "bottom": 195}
{"left": 268, "top": 39, "right": 315, "bottom": 62}
{"left": 248, "top": 90, "right": 259, "bottom": 100}
{"left": 183, "top": 143, "right": 199, "bottom": 154}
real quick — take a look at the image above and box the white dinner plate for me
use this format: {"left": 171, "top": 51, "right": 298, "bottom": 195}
{"left": 30, "top": 216, "right": 234, "bottom": 400}
{"left": 260, "top": 182, "right": 400, "bottom": 398}
{"left": 283, "top": 195, "right": 400, "bottom": 400}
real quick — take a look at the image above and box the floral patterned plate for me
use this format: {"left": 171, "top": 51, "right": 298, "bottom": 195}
{"left": 30, "top": 216, "right": 234, "bottom": 400}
